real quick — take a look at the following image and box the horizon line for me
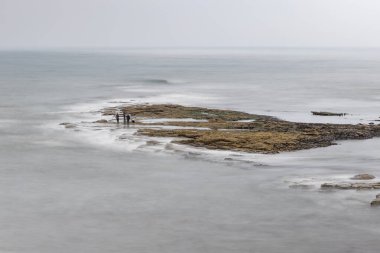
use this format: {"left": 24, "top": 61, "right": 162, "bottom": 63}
{"left": 2, "top": 46, "right": 380, "bottom": 51}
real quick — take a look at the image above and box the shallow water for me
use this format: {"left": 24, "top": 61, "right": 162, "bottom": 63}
{"left": 1, "top": 48, "right": 380, "bottom": 252}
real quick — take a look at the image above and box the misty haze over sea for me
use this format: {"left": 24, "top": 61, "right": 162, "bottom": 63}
{"left": 1, "top": 48, "right": 380, "bottom": 252}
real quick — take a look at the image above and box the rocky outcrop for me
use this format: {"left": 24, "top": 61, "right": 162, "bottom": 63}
{"left": 351, "top": 174, "right": 376, "bottom": 180}
{"left": 97, "top": 104, "right": 380, "bottom": 154}
{"left": 321, "top": 182, "right": 380, "bottom": 190}
{"left": 311, "top": 111, "right": 347, "bottom": 116}
{"left": 320, "top": 175, "right": 380, "bottom": 206}
{"left": 94, "top": 119, "right": 108, "bottom": 123}
{"left": 101, "top": 104, "right": 266, "bottom": 121}
{"left": 59, "top": 122, "right": 76, "bottom": 128}
{"left": 289, "top": 184, "right": 314, "bottom": 190}
{"left": 370, "top": 193, "right": 380, "bottom": 207}
{"left": 371, "top": 197, "right": 380, "bottom": 206}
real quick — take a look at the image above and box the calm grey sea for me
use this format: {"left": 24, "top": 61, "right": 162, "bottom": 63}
{"left": 1, "top": 48, "right": 380, "bottom": 253}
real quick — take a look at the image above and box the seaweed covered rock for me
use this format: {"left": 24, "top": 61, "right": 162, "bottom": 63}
{"left": 351, "top": 174, "right": 375, "bottom": 180}
{"left": 98, "top": 104, "right": 380, "bottom": 154}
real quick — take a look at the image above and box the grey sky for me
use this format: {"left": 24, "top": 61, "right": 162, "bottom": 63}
{"left": 1, "top": 0, "right": 380, "bottom": 48}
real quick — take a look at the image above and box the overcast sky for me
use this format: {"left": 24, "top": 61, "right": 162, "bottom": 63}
{"left": 1, "top": 0, "right": 380, "bottom": 49}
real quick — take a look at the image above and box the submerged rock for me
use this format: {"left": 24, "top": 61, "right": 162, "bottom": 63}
{"left": 351, "top": 174, "right": 375, "bottom": 180}
{"left": 59, "top": 122, "right": 76, "bottom": 129}
{"left": 118, "top": 135, "right": 128, "bottom": 140}
{"left": 289, "top": 184, "right": 314, "bottom": 190}
{"left": 321, "top": 183, "right": 335, "bottom": 188}
{"left": 146, "top": 140, "right": 160, "bottom": 146}
{"left": 94, "top": 119, "right": 108, "bottom": 123}
{"left": 370, "top": 198, "right": 380, "bottom": 206}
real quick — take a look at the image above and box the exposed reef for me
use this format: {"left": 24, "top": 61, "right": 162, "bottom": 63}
{"left": 351, "top": 174, "right": 376, "bottom": 180}
{"left": 98, "top": 104, "right": 380, "bottom": 154}
{"left": 321, "top": 182, "right": 380, "bottom": 190}
{"left": 317, "top": 174, "right": 380, "bottom": 207}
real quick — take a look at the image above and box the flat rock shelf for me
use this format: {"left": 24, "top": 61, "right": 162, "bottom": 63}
{"left": 97, "top": 104, "right": 380, "bottom": 154}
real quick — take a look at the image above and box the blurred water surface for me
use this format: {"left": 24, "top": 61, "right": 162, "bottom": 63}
{"left": 0, "top": 48, "right": 380, "bottom": 253}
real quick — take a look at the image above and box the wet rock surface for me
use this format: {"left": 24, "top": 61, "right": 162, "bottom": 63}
{"left": 321, "top": 182, "right": 380, "bottom": 190}
{"left": 59, "top": 122, "right": 76, "bottom": 129}
{"left": 98, "top": 104, "right": 380, "bottom": 154}
{"left": 351, "top": 174, "right": 376, "bottom": 180}
{"left": 94, "top": 119, "right": 108, "bottom": 123}
{"left": 102, "top": 104, "right": 263, "bottom": 121}
{"left": 289, "top": 184, "right": 315, "bottom": 190}
{"left": 370, "top": 193, "right": 380, "bottom": 207}
{"left": 319, "top": 174, "right": 380, "bottom": 206}
{"left": 371, "top": 198, "right": 380, "bottom": 206}
{"left": 371, "top": 194, "right": 380, "bottom": 206}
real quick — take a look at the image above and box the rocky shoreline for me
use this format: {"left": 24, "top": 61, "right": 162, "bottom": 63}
{"left": 98, "top": 104, "right": 380, "bottom": 154}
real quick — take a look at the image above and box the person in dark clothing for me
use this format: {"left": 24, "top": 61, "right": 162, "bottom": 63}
{"left": 116, "top": 113, "right": 120, "bottom": 123}
{"left": 123, "top": 111, "right": 126, "bottom": 124}
{"left": 126, "top": 114, "right": 131, "bottom": 123}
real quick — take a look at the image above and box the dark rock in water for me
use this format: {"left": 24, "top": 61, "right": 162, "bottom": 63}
{"left": 321, "top": 181, "right": 380, "bottom": 190}
{"left": 351, "top": 174, "right": 375, "bottom": 180}
{"left": 321, "top": 183, "right": 336, "bottom": 188}
{"left": 60, "top": 122, "right": 76, "bottom": 129}
{"left": 336, "top": 183, "right": 352, "bottom": 190}
{"left": 351, "top": 183, "right": 373, "bottom": 190}
{"left": 311, "top": 111, "right": 347, "bottom": 116}
{"left": 376, "top": 194, "right": 380, "bottom": 198}
{"left": 146, "top": 140, "right": 160, "bottom": 146}
{"left": 289, "top": 184, "right": 314, "bottom": 190}
{"left": 370, "top": 198, "right": 380, "bottom": 206}
{"left": 94, "top": 119, "right": 108, "bottom": 123}
{"left": 187, "top": 152, "right": 201, "bottom": 156}
{"left": 119, "top": 135, "right": 128, "bottom": 140}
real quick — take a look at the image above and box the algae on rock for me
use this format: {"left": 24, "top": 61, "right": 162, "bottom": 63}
{"left": 100, "top": 104, "right": 380, "bottom": 154}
